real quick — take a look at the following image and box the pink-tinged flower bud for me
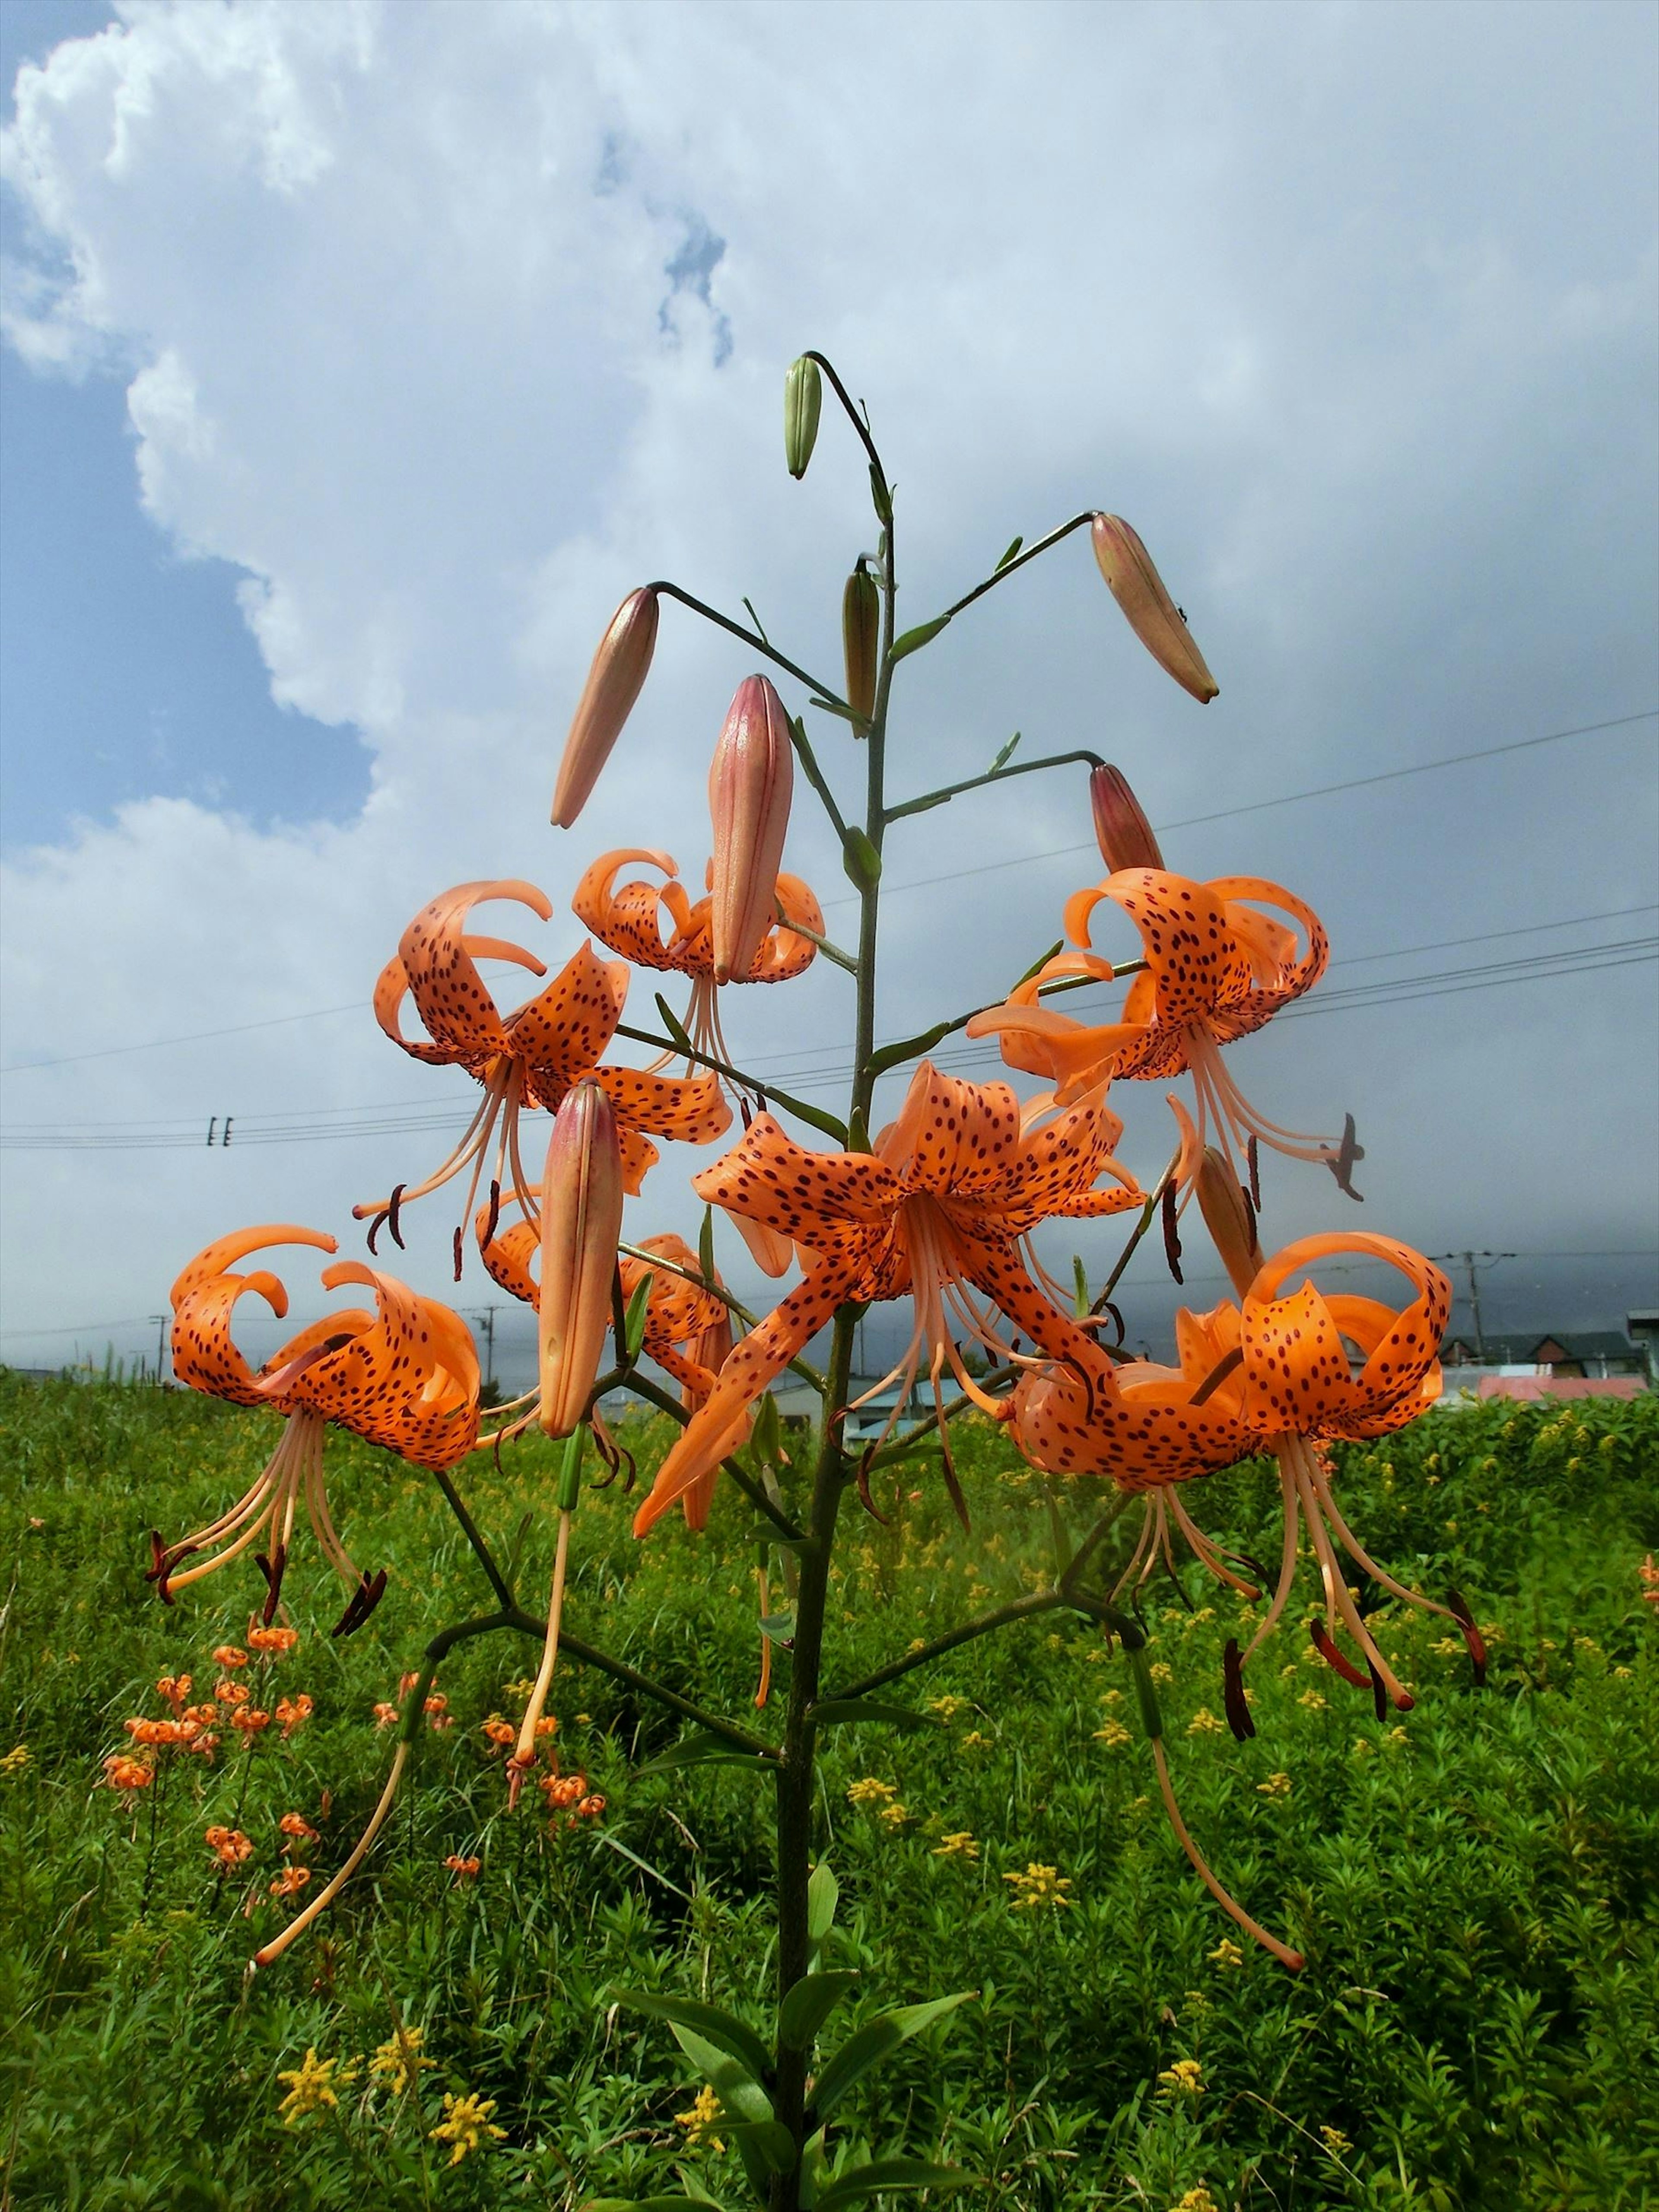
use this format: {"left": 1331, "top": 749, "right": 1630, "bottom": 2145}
{"left": 551, "top": 588, "right": 660, "bottom": 828}
{"left": 1090, "top": 515, "right": 1218, "bottom": 704}
{"left": 537, "top": 1081, "right": 624, "bottom": 1439}
{"left": 1195, "top": 1147, "right": 1264, "bottom": 1297}
{"left": 1090, "top": 763, "right": 1164, "bottom": 873}
{"left": 709, "top": 675, "right": 795, "bottom": 986}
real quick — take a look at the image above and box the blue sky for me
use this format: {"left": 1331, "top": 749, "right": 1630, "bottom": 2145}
{"left": 0, "top": 0, "right": 1655, "bottom": 1385}
{"left": 1, "top": 0, "right": 367, "bottom": 849}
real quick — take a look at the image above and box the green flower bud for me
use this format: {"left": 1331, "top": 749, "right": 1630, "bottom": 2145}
{"left": 784, "top": 356, "right": 822, "bottom": 480}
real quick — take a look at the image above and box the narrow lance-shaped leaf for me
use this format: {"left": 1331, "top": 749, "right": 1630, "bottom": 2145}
{"left": 810, "top": 1991, "right": 976, "bottom": 2121}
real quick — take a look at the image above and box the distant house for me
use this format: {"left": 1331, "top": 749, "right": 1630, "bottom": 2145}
{"left": 1437, "top": 1329, "right": 1643, "bottom": 1379}
{"left": 1627, "top": 1311, "right": 1659, "bottom": 1388}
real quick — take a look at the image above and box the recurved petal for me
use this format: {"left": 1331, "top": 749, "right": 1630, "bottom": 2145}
{"left": 170, "top": 1226, "right": 336, "bottom": 1313}
{"left": 504, "top": 942, "right": 629, "bottom": 1088}
{"left": 1010, "top": 1361, "right": 1248, "bottom": 1488}
{"left": 570, "top": 849, "right": 690, "bottom": 973}
{"left": 633, "top": 1271, "right": 845, "bottom": 1535}
{"left": 398, "top": 881, "right": 553, "bottom": 1056}
{"left": 1103, "top": 870, "right": 1253, "bottom": 1027}
{"left": 877, "top": 1064, "right": 1022, "bottom": 1193}
{"left": 594, "top": 1065, "right": 732, "bottom": 1147}
{"left": 1246, "top": 1233, "right": 1449, "bottom": 1435}
{"left": 693, "top": 1116, "right": 901, "bottom": 1246}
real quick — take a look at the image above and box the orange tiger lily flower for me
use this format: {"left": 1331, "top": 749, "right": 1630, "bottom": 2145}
{"left": 632, "top": 1062, "right": 1141, "bottom": 1536}
{"left": 155, "top": 1227, "right": 480, "bottom": 1633}
{"left": 619, "top": 1233, "right": 749, "bottom": 1530}
{"left": 967, "top": 864, "right": 1360, "bottom": 1202}
{"left": 355, "top": 880, "right": 730, "bottom": 1271}
{"left": 1010, "top": 1231, "right": 1464, "bottom": 1708}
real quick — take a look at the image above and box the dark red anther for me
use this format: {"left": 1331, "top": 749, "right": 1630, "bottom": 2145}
{"left": 483, "top": 1179, "right": 502, "bottom": 1251}
{"left": 386, "top": 1183, "right": 407, "bottom": 1249}
{"left": 1310, "top": 1619, "right": 1369, "bottom": 1687}
{"left": 1223, "top": 1637, "right": 1255, "bottom": 1740}
{"left": 256, "top": 1543, "right": 288, "bottom": 1625}
{"left": 1246, "top": 1135, "right": 1262, "bottom": 1209}
{"left": 739, "top": 1095, "right": 754, "bottom": 1131}
{"left": 1161, "top": 1182, "right": 1183, "bottom": 1283}
{"left": 451, "top": 1225, "right": 464, "bottom": 1283}
{"left": 365, "top": 1209, "right": 388, "bottom": 1256}
{"left": 855, "top": 1449, "right": 891, "bottom": 1526}
{"left": 1328, "top": 1115, "right": 1365, "bottom": 1202}
{"left": 331, "top": 1567, "right": 388, "bottom": 1639}
{"left": 1100, "top": 1300, "right": 1125, "bottom": 1351}
{"left": 145, "top": 1529, "right": 168, "bottom": 1585}
{"left": 1445, "top": 1587, "right": 1488, "bottom": 1686}
{"left": 1367, "top": 1660, "right": 1388, "bottom": 1722}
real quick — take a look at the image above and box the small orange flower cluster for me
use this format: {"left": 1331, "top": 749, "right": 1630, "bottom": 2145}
{"left": 275, "top": 1694, "right": 313, "bottom": 1739}
{"left": 205, "top": 1824, "right": 254, "bottom": 1868}
{"left": 444, "top": 1853, "right": 482, "bottom": 1884}
{"left": 102, "top": 1754, "right": 153, "bottom": 1794}
{"left": 535, "top": 1762, "right": 605, "bottom": 1829}
{"left": 248, "top": 1624, "right": 300, "bottom": 1658}
{"left": 1640, "top": 1554, "right": 1659, "bottom": 1607}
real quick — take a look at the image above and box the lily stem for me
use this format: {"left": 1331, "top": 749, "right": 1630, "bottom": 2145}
{"left": 884, "top": 747, "right": 1105, "bottom": 824}
{"left": 650, "top": 581, "right": 845, "bottom": 714}
{"left": 612, "top": 1021, "right": 848, "bottom": 1145}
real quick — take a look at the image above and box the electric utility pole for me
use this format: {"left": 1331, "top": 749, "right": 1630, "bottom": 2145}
{"left": 1433, "top": 1250, "right": 1515, "bottom": 1362}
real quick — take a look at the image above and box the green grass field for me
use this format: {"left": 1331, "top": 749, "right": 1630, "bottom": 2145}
{"left": 1, "top": 1371, "right": 1655, "bottom": 2211}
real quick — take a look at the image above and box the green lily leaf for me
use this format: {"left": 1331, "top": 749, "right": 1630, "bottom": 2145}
{"left": 633, "top": 1732, "right": 774, "bottom": 1779}
{"left": 613, "top": 1991, "right": 773, "bottom": 2090}
{"left": 760, "top": 1611, "right": 797, "bottom": 1646}
{"left": 986, "top": 729, "right": 1021, "bottom": 775}
{"left": 779, "top": 1969, "right": 860, "bottom": 2053}
{"left": 671, "top": 2026, "right": 775, "bottom": 2128}
{"left": 724, "top": 2119, "right": 799, "bottom": 2175}
{"left": 810, "top": 1698, "right": 929, "bottom": 1730}
{"left": 655, "top": 992, "right": 697, "bottom": 1056}
{"left": 811, "top": 1991, "right": 976, "bottom": 2121}
{"left": 864, "top": 1019, "right": 955, "bottom": 1081}
{"left": 995, "top": 534, "right": 1024, "bottom": 570}
{"left": 582, "top": 2197, "right": 730, "bottom": 2211}
{"left": 623, "top": 1272, "right": 655, "bottom": 1361}
{"left": 888, "top": 614, "right": 950, "bottom": 662}
{"left": 806, "top": 1861, "right": 839, "bottom": 1964}
{"left": 815, "top": 2159, "right": 978, "bottom": 2209}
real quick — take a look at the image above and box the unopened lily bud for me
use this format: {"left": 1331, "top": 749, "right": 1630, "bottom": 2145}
{"left": 1090, "top": 764, "right": 1164, "bottom": 873}
{"left": 784, "top": 356, "right": 822, "bottom": 480}
{"left": 1090, "top": 514, "right": 1218, "bottom": 704}
{"left": 842, "top": 563, "right": 880, "bottom": 724}
{"left": 551, "top": 588, "right": 660, "bottom": 828}
{"left": 709, "top": 675, "right": 795, "bottom": 985}
{"left": 1195, "top": 1147, "right": 1264, "bottom": 1297}
{"left": 537, "top": 1081, "right": 625, "bottom": 1439}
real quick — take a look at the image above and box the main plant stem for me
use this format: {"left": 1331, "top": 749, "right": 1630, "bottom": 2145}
{"left": 768, "top": 477, "right": 899, "bottom": 2211}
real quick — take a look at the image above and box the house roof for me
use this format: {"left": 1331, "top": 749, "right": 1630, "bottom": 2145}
{"left": 1439, "top": 1328, "right": 1637, "bottom": 1363}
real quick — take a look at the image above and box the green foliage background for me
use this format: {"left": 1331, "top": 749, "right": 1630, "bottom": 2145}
{"left": 1, "top": 1372, "right": 1655, "bottom": 2210}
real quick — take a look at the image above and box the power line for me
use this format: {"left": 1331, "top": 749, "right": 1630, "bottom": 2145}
{"left": 818, "top": 706, "right": 1658, "bottom": 908}
{"left": 3, "top": 708, "right": 1652, "bottom": 1077}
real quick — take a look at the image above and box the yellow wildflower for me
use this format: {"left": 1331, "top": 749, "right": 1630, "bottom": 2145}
{"left": 878, "top": 1802, "right": 909, "bottom": 1829}
{"left": 846, "top": 1777, "right": 897, "bottom": 1809}
{"left": 1208, "top": 1938, "right": 1245, "bottom": 1970}
{"left": 1321, "top": 2125, "right": 1352, "bottom": 2156}
{"left": 674, "top": 2083, "right": 725, "bottom": 2151}
{"left": 1003, "top": 1862, "right": 1072, "bottom": 1910}
{"left": 1257, "top": 1772, "right": 1292, "bottom": 1799}
{"left": 1149, "top": 1662, "right": 1174, "bottom": 1685}
{"left": 0, "top": 1745, "right": 30, "bottom": 1776}
{"left": 1170, "top": 2191, "right": 1219, "bottom": 2212}
{"left": 931, "top": 1832, "right": 979, "bottom": 1860}
{"left": 1157, "top": 2057, "right": 1205, "bottom": 2097}
{"left": 276, "top": 2047, "right": 356, "bottom": 2125}
{"left": 1093, "top": 1720, "right": 1131, "bottom": 1748}
{"left": 1297, "top": 1689, "right": 1328, "bottom": 1712}
{"left": 1431, "top": 1636, "right": 1465, "bottom": 1658}
{"left": 1185, "top": 1707, "right": 1225, "bottom": 1736}
{"left": 927, "top": 1694, "right": 969, "bottom": 1721}
{"left": 369, "top": 2024, "right": 434, "bottom": 2098}
{"left": 1099, "top": 1688, "right": 1123, "bottom": 1707}
{"left": 961, "top": 1730, "right": 992, "bottom": 1749}
{"left": 430, "top": 2091, "right": 506, "bottom": 2166}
